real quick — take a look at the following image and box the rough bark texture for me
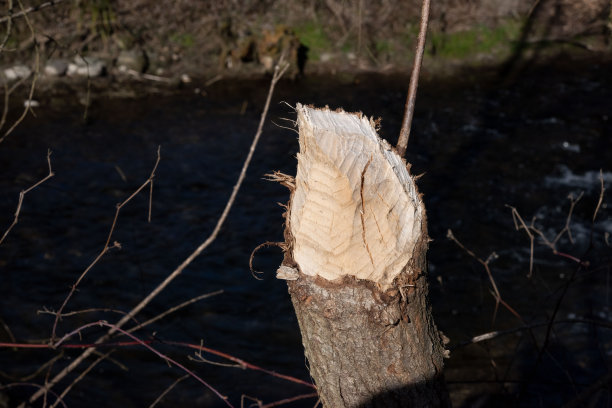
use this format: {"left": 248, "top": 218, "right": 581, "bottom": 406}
{"left": 278, "top": 104, "right": 449, "bottom": 407}
{"left": 287, "top": 259, "right": 449, "bottom": 407}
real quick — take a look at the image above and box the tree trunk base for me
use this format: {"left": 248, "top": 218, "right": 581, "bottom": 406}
{"left": 288, "top": 272, "right": 449, "bottom": 408}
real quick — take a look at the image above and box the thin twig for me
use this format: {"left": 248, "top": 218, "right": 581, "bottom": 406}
{"left": 52, "top": 321, "right": 233, "bottom": 407}
{"left": 39, "top": 306, "right": 138, "bottom": 322}
{"left": 0, "top": 150, "right": 54, "bottom": 245}
{"left": 508, "top": 205, "right": 535, "bottom": 278}
{"left": 27, "top": 60, "right": 289, "bottom": 406}
{"left": 0, "top": 0, "right": 13, "bottom": 50}
{"left": 1, "top": 383, "right": 67, "bottom": 408}
{"left": 0, "top": 0, "right": 64, "bottom": 24}
{"left": 49, "top": 350, "right": 115, "bottom": 408}
{"left": 0, "top": 337, "right": 313, "bottom": 389}
{"left": 127, "top": 290, "right": 223, "bottom": 333}
{"left": 447, "top": 229, "right": 522, "bottom": 324}
{"left": 260, "top": 393, "right": 319, "bottom": 408}
{"left": 396, "top": 0, "right": 430, "bottom": 157}
{"left": 453, "top": 318, "right": 612, "bottom": 350}
{"left": 50, "top": 147, "right": 161, "bottom": 341}
{"left": 149, "top": 374, "right": 189, "bottom": 408}
{"left": 0, "top": 0, "right": 40, "bottom": 143}
{"left": 592, "top": 169, "right": 605, "bottom": 224}
{"left": 508, "top": 192, "right": 585, "bottom": 269}
{"left": 171, "top": 339, "right": 314, "bottom": 388}
{"left": 0, "top": 353, "right": 63, "bottom": 381}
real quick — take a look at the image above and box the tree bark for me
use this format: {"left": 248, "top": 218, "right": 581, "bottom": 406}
{"left": 276, "top": 104, "right": 450, "bottom": 407}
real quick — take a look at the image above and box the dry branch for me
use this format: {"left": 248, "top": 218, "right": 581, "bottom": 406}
{"left": 396, "top": 0, "right": 431, "bottom": 157}
{"left": 0, "top": 0, "right": 40, "bottom": 144}
{"left": 25, "top": 59, "right": 289, "bottom": 406}
{"left": 50, "top": 147, "right": 161, "bottom": 341}
{"left": 0, "top": 150, "right": 54, "bottom": 245}
{"left": 0, "top": 0, "right": 65, "bottom": 24}
{"left": 149, "top": 374, "right": 189, "bottom": 408}
{"left": 447, "top": 229, "right": 522, "bottom": 325}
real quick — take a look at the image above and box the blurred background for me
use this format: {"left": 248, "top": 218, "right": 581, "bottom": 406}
{"left": 0, "top": 1, "right": 611, "bottom": 407}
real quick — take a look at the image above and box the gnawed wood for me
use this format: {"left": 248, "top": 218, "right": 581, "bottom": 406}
{"left": 290, "top": 104, "right": 424, "bottom": 289}
{"left": 279, "top": 104, "right": 449, "bottom": 407}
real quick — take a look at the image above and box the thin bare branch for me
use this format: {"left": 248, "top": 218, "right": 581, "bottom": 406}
{"left": 1, "top": 150, "right": 54, "bottom": 245}
{"left": 260, "top": 393, "right": 320, "bottom": 408}
{"left": 50, "top": 147, "right": 161, "bottom": 341}
{"left": 27, "top": 60, "right": 289, "bottom": 406}
{"left": 2, "top": 383, "right": 66, "bottom": 408}
{"left": 49, "top": 350, "right": 115, "bottom": 408}
{"left": 149, "top": 375, "right": 189, "bottom": 408}
{"left": 508, "top": 193, "right": 585, "bottom": 267}
{"left": 0, "top": 0, "right": 40, "bottom": 143}
{"left": 592, "top": 169, "right": 605, "bottom": 223}
{"left": 454, "top": 318, "right": 612, "bottom": 350}
{"left": 0, "top": 353, "right": 63, "bottom": 382}
{"left": 0, "top": 0, "right": 65, "bottom": 24}
{"left": 0, "top": 0, "right": 13, "bottom": 50}
{"left": 447, "top": 229, "right": 523, "bottom": 325}
{"left": 396, "top": 0, "right": 430, "bottom": 157}
{"left": 127, "top": 290, "right": 223, "bottom": 333}
{"left": 507, "top": 205, "right": 535, "bottom": 277}
{"left": 52, "top": 321, "right": 233, "bottom": 407}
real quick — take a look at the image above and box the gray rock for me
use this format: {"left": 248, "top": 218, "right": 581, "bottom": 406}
{"left": 3, "top": 64, "right": 31, "bottom": 81}
{"left": 67, "top": 56, "right": 106, "bottom": 77}
{"left": 117, "top": 49, "right": 148, "bottom": 73}
{"left": 44, "top": 59, "right": 68, "bottom": 76}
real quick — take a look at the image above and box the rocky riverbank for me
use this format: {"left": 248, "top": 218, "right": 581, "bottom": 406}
{"left": 1, "top": 0, "right": 611, "bottom": 94}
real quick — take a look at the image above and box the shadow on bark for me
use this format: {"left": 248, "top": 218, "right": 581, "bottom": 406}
{"left": 355, "top": 375, "right": 450, "bottom": 408}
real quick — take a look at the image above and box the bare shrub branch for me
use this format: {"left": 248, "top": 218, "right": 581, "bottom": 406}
{"left": 0, "top": 149, "right": 54, "bottom": 245}
{"left": 51, "top": 320, "right": 233, "bottom": 407}
{"left": 0, "top": 0, "right": 65, "bottom": 24}
{"left": 508, "top": 192, "right": 585, "bottom": 270}
{"left": 447, "top": 229, "right": 523, "bottom": 325}
{"left": 127, "top": 290, "right": 223, "bottom": 333}
{"left": 26, "top": 59, "right": 289, "bottom": 406}
{"left": 149, "top": 374, "right": 189, "bottom": 408}
{"left": 50, "top": 147, "right": 161, "bottom": 341}
{"left": 0, "top": 0, "right": 40, "bottom": 144}
{"left": 396, "top": 0, "right": 430, "bottom": 157}
{"left": 592, "top": 169, "right": 605, "bottom": 224}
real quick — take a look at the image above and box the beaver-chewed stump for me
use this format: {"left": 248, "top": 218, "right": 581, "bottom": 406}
{"left": 276, "top": 104, "right": 449, "bottom": 407}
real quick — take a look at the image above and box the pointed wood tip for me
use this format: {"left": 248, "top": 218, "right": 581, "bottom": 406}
{"left": 289, "top": 104, "right": 425, "bottom": 289}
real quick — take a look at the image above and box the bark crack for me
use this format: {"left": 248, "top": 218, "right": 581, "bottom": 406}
{"left": 360, "top": 157, "right": 374, "bottom": 267}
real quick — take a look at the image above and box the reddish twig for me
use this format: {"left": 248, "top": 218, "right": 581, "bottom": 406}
{"left": 0, "top": 336, "right": 312, "bottom": 390}
{"left": 396, "top": 0, "right": 430, "bottom": 157}
{"left": 52, "top": 320, "right": 233, "bottom": 407}
{"left": 0, "top": 150, "right": 54, "bottom": 245}
{"left": 176, "top": 340, "right": 315, "bottom": 389}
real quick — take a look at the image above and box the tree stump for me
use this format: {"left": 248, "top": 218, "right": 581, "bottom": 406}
{"left": 277, "top": 104, "right": 449, "bottom": 407}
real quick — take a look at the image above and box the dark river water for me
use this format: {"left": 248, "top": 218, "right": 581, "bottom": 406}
{"left": 0, "top": 57, "right": 611, "bottom": 407}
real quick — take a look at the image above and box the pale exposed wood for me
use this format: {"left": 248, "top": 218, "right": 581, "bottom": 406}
{"left": 290, "top": 104, "right": 424, "bottom": 289}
